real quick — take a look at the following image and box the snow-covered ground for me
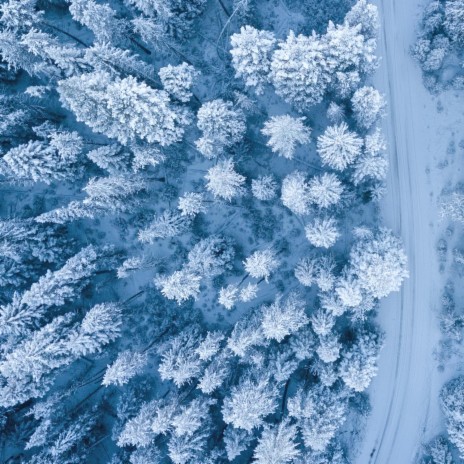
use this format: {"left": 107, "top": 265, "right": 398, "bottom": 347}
{"left": 355, "top": 0, "right": 464, "bottom": 462}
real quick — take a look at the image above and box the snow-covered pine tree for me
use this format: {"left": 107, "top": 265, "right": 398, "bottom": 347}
{"left": 0, "top": 245, "right": 103, "bottom": 336}
{"left": 288, "top": 385, "right": 347, "bottom": 452}
{"left": 345, "top": 0, "right": 380, "bottom": 40}
{"left": 243, "top": 248, "right": 279, "bottom": 282}
{"left": 252, "top": 175, "right": 278, "bottom": 201}
{"left": 58, "top": 71, "right": 191, "bottom": 146}
{"left": 158, "top": 327, "right": 203, "bottom": 386}
{"left": 316, "top": 123, "right": 363, "bottom": 171}
{"left": 349, "top": 228, "right": 408, "bottom": 299}
{"left": 0, "top": 134, "right": 82, "bottom": 184}
{"left": 261, "top": 115, "right": 311, "bottom": 160}
{"left": 281, "top": 171, "right": 311, "bottom": 215}
{"left": 351, "top": 86, "right": 386, "bottom": 130}
{"left": 204, "top": 158, "right": 246, "bottom": 200}
{"left": 308, "top": 173, "right": 343, "bottom": 209}
{"left": 230, "top": 26, "right": 277, "bottom": 95}
{"left": 159, "top": 62, "right": 198, "bottom": 102}
{"left": 440, "top": 376, "right": 464, "bottom": 458}
{"left": 103, "top": 351, "right": 148, "bottom": 386}
{"left": 261, "top": 293, "right": 309, "bottom": 342}
{"left": 444, "top": 0, "right": 464, "bottom": 45}
{"left": 270, "top": 31, "right": 330, "bottom": 110}
{"left": 195, "top": 100, "right": 246, "bottom": 157}
{"left": 305, "top": 216, "right": 340, "bottom": 248}
{"left": 222, "top": 373, "right": 278, "bottom": 431}
{"left": 154, "top": 269, "right": 201, "bottom": 304}
{"left": 339, "top": 329, "right": 382, "bottom": 391}
{"left": 253, "top": 419, "right": 301, "bottom": 464}
{"left": 138, "top": 210, "right": 190, "bottom": 243}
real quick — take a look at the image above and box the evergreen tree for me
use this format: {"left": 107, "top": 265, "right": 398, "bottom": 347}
{"left": 281, "top": 171, "right": 311, "bottom": 215}
{"left": 441, "top": 376, "right": 464, "bottom": 458}
{"left": 230, "top": 26, "right": 277, "bottom": 95}
{"left": 253, "top": 419, "right": 301, "bottom": 464}
{"left": 270, "top": 31, "right": 330, "bottom": 110}
{"left": 444, "top": 0, "right": 464, "bottom": 44}
{"left": 261, "top": 115, "right": 311, "bottom": 160}
{"left": 103, "top": 351, "right": 148, "bottom": 387}
{"left": 204, "top": 158, "right": 246, "bottom": 200}
{"left": 308, "top": 173, "right": 343, "bottom": 209}
{"left": 252, "top": 175, "right": 278, "bottom": 201}
{"left": 305, "top": 216, "right": 340, "bottom": 248}
{"left": 243, "top": 248, "right": 279, "bottom": 282}
{"left": 59, "top": 72, "right": 191, "bottom": 146}
{"left": 339, "top": 330, "right": 382, "bottom": 391}
{"left": 222, "top": 373, "right": 278, "bottom": 431}
{"left": 159, "top": 62, "right": 198, "bottom": 103}
{"left": 317, "top": 123, "right": 363, "bottom": 171}
{"left": 351, "top": 86, "right": 386, "bottom": 130}
{"left": 195, "top": 100, "right": 246, "bottom": 157}
{"left": 261, "top": 293, "right": 309, "bottom": 342}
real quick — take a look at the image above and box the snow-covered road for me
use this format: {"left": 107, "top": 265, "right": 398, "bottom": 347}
{"left": 354, "top": 0, "right": 462, "bottom": 462}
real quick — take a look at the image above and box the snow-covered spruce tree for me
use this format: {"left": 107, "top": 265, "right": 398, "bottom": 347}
{"left": 204, "top": 158, "right": 246, "bottom": 200}
{"left": 252, "top": 175, "right": 278, "bottom": 201}
{"left": 444, "top": 0, "right": 464, "bottom": 45}
{"left": 222, "top": 373, "right": 278, "bottom": 431}
{"left": 326, "top": 102, "right": 346, "bottom": 124}
{"left": 261, "top": 115, "right": 311, "bottom": 160}
{"left": 335, "top": 273, "right": 363, "bottom": 308}
{"left": 316, "top": 332, "right": 342, "bottom": 363}
{"left": 345, "top": 0, "right": 380, "bottom": 40}
{"left": 103, "top": 350, "right": 148, "bottom": 387}
{"left": 440, "top": 376, "right": 464, "bottom": 458}
{"left": 349, "top": 228, "right": 408, "bottom": 299}
{"left": 86, "top": 144, "right": 130, "bottom": 174}
{"left": 260, "top": 293, "right": 309, "bottom": 342}
{"left": 195, "top": 100, "right": 246, "bottom": 157}
{"left": 440, "top": 192, "right": 464, "bottom": 224}
{"left": 305, "top": 216, "right": 340, "bottom": 248}
{"left": 178, "top": 192, "right": 207, "bottom": 217}
{"left": 253, "top": 419, "right": 301, "bottom": 464}
{"left": 127, "top": 0, "right": 206, "bottom": 39}
{"left": 69, "top": 0, "right": 126, "bottom": 44}
{"left": 227, "top": 309, "right": 266, "bottom": 357}
{"left": 186, "top": 235, "right": 234, "bottom": 277}
{"left": 58, "top": 72, "right": 191, "bottom": 146}
{"left": 0, "top": 0, "right": 42, "bottom": 32}
{"left": 324, "top": 20, "right": 378, "bottom": 94}
{"left": 0, "top": 134, "right": 82, "bottom": 184}
{"left": 288, "top": 385, "right": 348, "bottom": 452}
{"left": 281, "top": 171, "right": 311, "bottom": 215}
{"left": 270, "top": 31, "right": 330, "bottom": 110}
{"left": 339, "top": 329, "right": 382, "bottom": 391}
{"left": 308, "top": 173, "right": 343, "bottom": 209}
{"left": 316, "top": 122, "right": 363, "bottom": 171}
{"left": 243, "top": 248, "right": 279, "bottom": 282}
{"left": 0, "top": 245, "right": 103, "bottom": 336}
{"left": 158, "top": 327, "right": 203, "bottom": 387}
{"left": 351, "top": 86, "right": 386, "bottom": 130}
{"left": 0, "top": 218, "right": 67, "bottom": 289}
{"left": 154, "top": 269, "right": 201, "bottom": 304}
{"left": 159, "top": 63, "right": 198, "bottom": 103}
{"left": 138, "top": 210, "right": 190, "bottom": 243}
{"left": 83, "top": 42, "right": 155, "bottom": 81}
{"left": 0, "top": 303, "right": 122, "bottom": 407}
{"left": 352, "top": 128, "right": 389, "bottom": 185}
{"left": 230, "top": 25, "right": 277, "bottom": 95}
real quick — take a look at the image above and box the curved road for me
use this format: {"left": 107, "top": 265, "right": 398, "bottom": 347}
{"left": 355, "top": 0, "right": 449, "bottom": 462}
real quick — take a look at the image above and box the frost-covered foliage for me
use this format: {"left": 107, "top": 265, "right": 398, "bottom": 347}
{"left": 58, "top": 72, "right": 190, "bottom": 146}
{"left": 413, "top": 0, "right": 464, "bottom": 91}
{"left": 317, "top": 123, "right": 363, "bottom": 171}
{"left": 441, "top": 376, "right": 464, "bottom": 458}
{"left": 0, "top": 0, "right": 407, "bottom": 462}
{"left": 262, "top": 115, "right": 311, "bottom": 159}
{"left": 195, "top": 100, "right": 246, "bottom": 157}
{"left": 230, "top": 26, "right": 277, "bottom": 94}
